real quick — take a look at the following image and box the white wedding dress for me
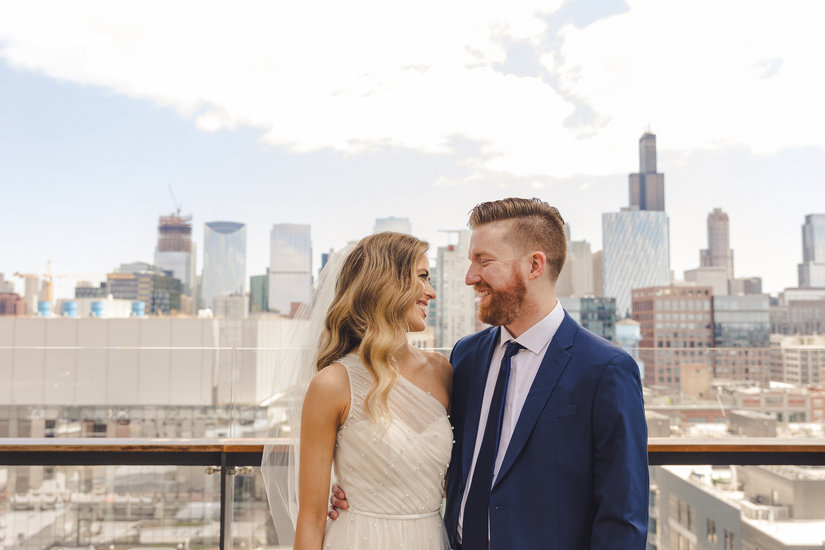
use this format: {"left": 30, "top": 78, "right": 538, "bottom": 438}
{"left": 323, "top": 352, "right": 453, "bottom": 550}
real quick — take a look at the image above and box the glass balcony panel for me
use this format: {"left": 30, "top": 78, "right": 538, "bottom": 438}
{"left": 0, "top": 464, "right": 220, "bottom": 550}
{"left": 230, "top": 466, "right": 282, "bottom": 549}
{"left": 0, "top": 345, "right": 823, "bottom": 441}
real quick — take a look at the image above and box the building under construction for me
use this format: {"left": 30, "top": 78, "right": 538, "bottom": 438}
{"left": 154, "top": 213, "right": 197, "bottom": 299}
{"left": 157, "top": 214, "right": 194, "bottom": 253}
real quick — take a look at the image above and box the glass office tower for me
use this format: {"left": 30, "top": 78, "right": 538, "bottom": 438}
{"left": 602, "top": 209, "right": 671, "bottom": 318}
{"left": 201, "top": 221, "right": 246, "bottom": 309}
{"left": 268, "top": 224, "right": 312, "bottom": 315}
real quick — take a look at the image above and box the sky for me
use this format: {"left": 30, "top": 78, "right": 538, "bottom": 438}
{"left": 1, "top": 0, "right": 824, "bottom": 299}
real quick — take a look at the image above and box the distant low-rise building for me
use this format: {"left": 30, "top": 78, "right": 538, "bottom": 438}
{"left": 632, "top": 285, "right": 713, "bottom": 389}
{"left": 212, "top": 294, "right": 249, "bottom": 318}
{"left": 771, "top": 299, "right": 825, "bottom": 335}
{"left": 770, "top": 334, "right": 825, "bottom": 386}
{"left": 107, "top": 262, "right": 182, "bottom": 315}
{"left": 684, "top": 266, "right": 729, "bottom": 296}
{"left": 0, "top": 292, "right": 28, "bottom": 315}
{"left": 728, "top": 277, "right": 762, "bottom": 295}
{"left": 645, "top": 410, "right": 671, "bottom": 437}
{"left": 728, "top": 409, "right": 777, "bottom": 437}
{"left": 653, "top": 464, "right": 825, "bottom": 550}
{"left": 713, "top": 294, "right": 771, "bottom": 386}
{"left": 731, "top": 383, "right": 823, "bottom": 423}
{"left": 75, "top": 281, "right": 109, "bottom": 298}
{"left": 559, "top": 296, "right": 616, "bottom": 341}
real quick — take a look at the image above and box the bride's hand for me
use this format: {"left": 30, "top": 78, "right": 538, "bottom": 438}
{"left": 328, "top": 483, "right": 349, "bottom": 520}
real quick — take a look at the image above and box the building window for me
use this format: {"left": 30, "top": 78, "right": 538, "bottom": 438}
{"left": 707, "top": 518, "right": 717, "bottom": 542}
{"left": 724, "top": 530, "right": 734, "bottom": 550}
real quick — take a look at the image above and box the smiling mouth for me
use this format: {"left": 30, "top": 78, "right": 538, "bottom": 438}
{"left": 416, "top": 301, "right": 428, "bottom": 316}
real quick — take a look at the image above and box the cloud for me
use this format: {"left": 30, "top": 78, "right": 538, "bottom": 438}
{"left": 549, "top": 0, "right": 825, "bottom": 158}
{"left": 0, "top": 0, "right": 822, "bottom": 179}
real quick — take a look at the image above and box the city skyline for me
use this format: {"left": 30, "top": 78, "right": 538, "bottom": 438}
{"left": 2, "top": 2, "right": 825, "bottom": 299}
{"left": 3, "top": 171, "right": 823, "bottom": 302}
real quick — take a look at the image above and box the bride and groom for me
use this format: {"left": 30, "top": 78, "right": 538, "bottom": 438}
{"left": 269, "top": 197, "right": 649, "bottom": 550}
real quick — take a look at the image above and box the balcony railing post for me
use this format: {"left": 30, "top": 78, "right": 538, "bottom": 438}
{"left": 219, "top": 451, "right": 234, "bottom": 550}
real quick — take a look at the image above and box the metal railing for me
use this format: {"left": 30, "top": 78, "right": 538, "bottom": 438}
{"left": 1, "top": 438, "right": 824, "bottom": 549}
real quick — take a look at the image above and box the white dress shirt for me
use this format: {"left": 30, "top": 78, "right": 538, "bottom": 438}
{"left": 458, "top": 301, "right": 565, "bottom": 538}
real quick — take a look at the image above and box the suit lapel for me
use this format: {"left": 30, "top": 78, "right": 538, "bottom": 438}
{"left": 461, "top": 327, "right": 500, "bottom": 483}
{"left": 493, "top": 312, "right": 578, "bottom": 488}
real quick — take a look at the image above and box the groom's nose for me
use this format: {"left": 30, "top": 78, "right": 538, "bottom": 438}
{"left": 465, "top": 262, "right": 481, "bottom": 286}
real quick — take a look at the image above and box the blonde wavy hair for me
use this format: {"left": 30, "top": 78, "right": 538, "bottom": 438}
{"left": 316, "top": 232, "right": 429, "bottom": 422}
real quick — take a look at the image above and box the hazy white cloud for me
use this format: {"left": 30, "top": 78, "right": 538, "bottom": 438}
{"left": 1, "top": 0, "right": 823, "bottom": 179}
{"left": 549, "top": 0, "right": 825, "bottom": 167}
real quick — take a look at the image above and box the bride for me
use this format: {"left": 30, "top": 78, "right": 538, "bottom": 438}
{"left": 273, "top": 232, "right": 453, "bottom": 550}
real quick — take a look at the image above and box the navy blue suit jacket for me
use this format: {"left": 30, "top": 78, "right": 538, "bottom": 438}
{"left": 444, "top": 312, "right": 649, "bottom": 549}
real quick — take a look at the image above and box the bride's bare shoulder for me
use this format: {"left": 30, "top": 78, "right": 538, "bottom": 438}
{"left": 420, "top": 349, "right": 452, "bottom": 387}
{"left": 310, "top": 361, "right": 350, "bottom": 392}
{"left": 305, "top": 361, "right": 351, "bottom": 415}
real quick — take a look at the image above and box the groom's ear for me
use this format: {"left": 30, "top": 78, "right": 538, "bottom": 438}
{"left": 526, "top": 251, "right": 546, "bottom": 280}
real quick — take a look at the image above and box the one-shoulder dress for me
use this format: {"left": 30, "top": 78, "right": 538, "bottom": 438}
{"left": 323, "top": 352, "right": 453, "bottom": 550}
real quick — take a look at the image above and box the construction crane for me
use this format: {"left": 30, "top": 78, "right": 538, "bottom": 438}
{"left": 168, "top": 185, "right": 182, "bottom": 216}
{"left": 14, "top": 261, "right": 102, "bottom": 304}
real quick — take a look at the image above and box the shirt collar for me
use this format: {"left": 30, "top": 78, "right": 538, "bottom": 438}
{"left": 498, "top": 300, "right": 565, "bottom": 354}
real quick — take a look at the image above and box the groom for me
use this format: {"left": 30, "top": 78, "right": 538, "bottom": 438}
{"left": 333, "top": 197, "right": 648, "bottom": 549}
{"left": 443, "top": 197, "right": 648, "bottom": 549}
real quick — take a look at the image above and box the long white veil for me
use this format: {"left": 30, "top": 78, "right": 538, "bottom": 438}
{"left": 260, "top": 243, "right": 355, "bottom": 546}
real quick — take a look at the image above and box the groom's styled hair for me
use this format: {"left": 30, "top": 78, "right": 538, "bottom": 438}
{"left": 468, "top": 197, "right": 567, "bottom": 282}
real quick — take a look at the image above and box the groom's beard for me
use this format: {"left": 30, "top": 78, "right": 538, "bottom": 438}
{"left": 475, "top": 266, "right": 527, "bottom": 327}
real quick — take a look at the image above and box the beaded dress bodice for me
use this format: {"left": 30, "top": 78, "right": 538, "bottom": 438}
{"left": 323, "top": 352, "right": 452, "bottom": 549}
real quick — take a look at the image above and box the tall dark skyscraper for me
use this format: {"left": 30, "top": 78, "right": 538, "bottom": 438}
{"left": 798, "top": 213, "right": 825, "bottom": 287}
{"left": 602, "top": 131, "right": 671, "bottom": 317}
{"left": 628, "top": 132, "right": 665, "bottom": 211}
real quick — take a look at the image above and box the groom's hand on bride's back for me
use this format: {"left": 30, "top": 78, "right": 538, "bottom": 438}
{"left": 328, "top": 483, "right": 349, "bottom": 520}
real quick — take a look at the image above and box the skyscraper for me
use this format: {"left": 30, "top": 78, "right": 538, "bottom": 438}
{"left": 249, "top": 273, "right": 269, "bottom": 313}
{"left": 602, "top": 131, "right": 671, "bottom": 317}
{"left": 798, "top": 214, "right": 825, "bottom": 287}
{"left": 435, "top": 231, "right": 476, "bottom": 348}
{"left": 201, "top": 221, "right": 246, "bottom": 309}
{"left": 628, "top": 132, "right": 665, "bottom": 211}
{"left": 268, "top": 224, "right": 312, "bottom": 315}
{"left": 373, "top": 217, "right": 412, "bottom": 235}
{"left": 700, "top": 208, "right": 734, "bottom": 278}
{"left": 592, "top": 251, "right": 603, "bottom": 297}
{"left": 154, "top": 213, "right": 196, "bottom": 296}
{"left": 556, "top": 224, "right": 593, "bottom": 297}
{"left": 603, "top": 210, "right": 671, "bottom": 317}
